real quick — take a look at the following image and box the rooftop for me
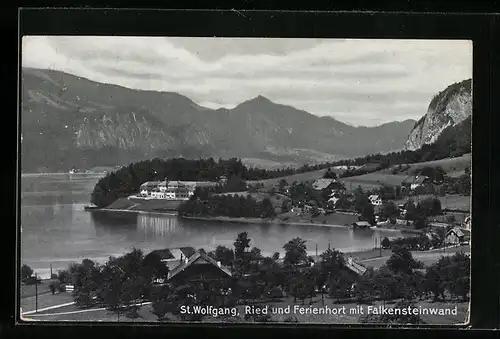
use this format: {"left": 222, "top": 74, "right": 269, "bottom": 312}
{"left": 312, "top": 178, "right": 338, "bottom": 190}
{"left": 167, "top": 249, "right": 232, "bottom": 280}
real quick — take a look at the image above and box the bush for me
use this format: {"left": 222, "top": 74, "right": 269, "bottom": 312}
{"left": 21, "top": 264, "right": 34, "bottom": 283}
{"left": 24, "top": 275, "right": 42, "bottom": 285}
{"left": 48, "top": 281, "right": 60, "bottom": 294}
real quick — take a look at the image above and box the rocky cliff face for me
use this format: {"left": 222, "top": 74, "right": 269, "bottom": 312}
{"left": 405, "top": 79, "right": 472, "bottom": 151}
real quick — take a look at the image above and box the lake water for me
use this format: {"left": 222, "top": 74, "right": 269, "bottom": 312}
{"left": 20, "top": 174, "right": 404, "bottom": 279}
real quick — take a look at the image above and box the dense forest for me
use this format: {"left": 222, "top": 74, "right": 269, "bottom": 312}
{"left": 90, "top": 118, "right": 471, "bottom": 208}
{"left": 178, "top": 188, "right": 276, "bottom": 219}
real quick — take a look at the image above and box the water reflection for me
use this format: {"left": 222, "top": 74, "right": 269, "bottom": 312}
{"left": 91, "top": 211, "right": 139, "bottom": 235}
{"left": 138, "top": 214, "right": 180, "bottom": 240}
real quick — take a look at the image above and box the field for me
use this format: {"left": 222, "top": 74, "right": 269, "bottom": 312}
{"left": 394, "top": 194, "right": 470, "bottom": 212}
{"left": 246, "top": 154, "right": 471, "bottom": 193}
{"left": 381, "top": 153, "right": 471, "bottom": 177}
{"left": 360, "top": 244, "right": 470, "bottom": 270}
{"left": 247, "top": 169, "right": 327, "bottom": 189}
{"left": 339, "top": 173, "right": 409, "bottom": 191}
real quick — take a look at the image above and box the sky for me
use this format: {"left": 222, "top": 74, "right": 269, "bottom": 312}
{"left": 22, "top": 36, "right": 472, "bottom": 126}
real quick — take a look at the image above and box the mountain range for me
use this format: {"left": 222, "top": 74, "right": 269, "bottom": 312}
{"left": 20, "top": 67, "right": 417, "bottom": 172}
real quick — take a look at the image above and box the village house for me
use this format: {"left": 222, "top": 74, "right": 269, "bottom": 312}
{"left": 139, "top": 178, "right": 199, "bottom": 200}
{"left": 148, "top": 247, "right": 197, "bottom": 273}
{"left": 312, "top": 178, "right": 346, "bottom": 195}
{"left": 444, "top": 227, "right": 465, "bottom": 245}
{"left": 401, "top": 175, "right": 432, "bottom": 191}
{"left": 368, "top": 194, "right": 383, "bottom": 206}
{"left": 166, "top": 249, "right": 233, "bottom": 286}
{"left": 140, "top": 181, "right": 161, "bottom": 196}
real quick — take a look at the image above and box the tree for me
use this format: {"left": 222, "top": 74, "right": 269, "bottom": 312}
{"left": 425, "top": 265, "right": 446, "bottom": 301}
{"left": 352, "top": 269, "right": 377, "bottom": 303}
{"left": 214, "top": 245, "right": 235, "bottom": 267}
{"left": 373, "top": 266, "right": 403, "bottom": 304}
{"left": 21, "top": 264, "right": 34, "bottom": 283}
{"left": 57, "top": 269, "right": 71, "bottom": 284}
{"left": 234, "top": 232, "right": 251, "bottom": 260}
{"left": 355, "top": 194, "right": 375, "bottom": 224}
{"left": 261, "top": 198, "right": 276, "bottom": 218}
{"left": 323, "top": 169, "right": 337, "bottom": 179}
{"left": 418, "top": 197, "right": 442, "bottom": 216}
{"left": 281, "top": 199, "right": 291, "bottom": 213}
{"left": 225, "top": 174, "right": 247, "bottom": 192}
{"left": 288, "top": 273, "right": 315, "bottom": 304}
{"left": 404, "top": 200, "right": 417, "bottom": 220}
{"left": 434, "top": 252, "right": 470, "bottom": 301}
{"left": 283, "top": 237, "right": 308, "bottom": 268}
{"left": 386, "top": 246, "right": 422, "bottom": 275}
{"left": 381, "top": 237, "right": 391, "bottom": 249}
{"left": 70, "top": 259, "right": 103, "bottom": 308}
{"left": 329, "top": 269, "right": 356, "bottom": 301}
{"left": 382, "top": 201, "right": 399, "bottom": 219}
{"left": 278, "top": 179, "right": 288, "bottom": 193}
{"left": 320, "top": 248, "right": 345, "bottom": 275}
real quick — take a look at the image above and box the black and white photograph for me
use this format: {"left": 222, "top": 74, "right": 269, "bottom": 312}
{"left": 19, "top": 36, "right": 472, "bottom": 325}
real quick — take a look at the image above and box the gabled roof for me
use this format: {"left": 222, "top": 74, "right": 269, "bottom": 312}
{"left": 312, "top": 178, "right": 337, "bottom": 190}
{"left": 401, "top": 176, "right": 415, "bottom": 185}
{"left": 167, "top": 249, "right": 232, "bottom": 280}
{"left": 149, "top": 246, "right": 196, "bottom": 261}
{"left": 447, "top": 227, "right": 465, "bottom": 237}
{"left": 140, "top": 181, "right": 161, "bottom": 188}
{"left": 413, "top": 176, "right": 430, "bottom": 184}
{"left": 344, "top": 256, "right": 367, "bottom": 275}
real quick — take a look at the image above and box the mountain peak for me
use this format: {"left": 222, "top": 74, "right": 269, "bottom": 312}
{"left": 247, "top": 95, "right": 273, "bottom": 104}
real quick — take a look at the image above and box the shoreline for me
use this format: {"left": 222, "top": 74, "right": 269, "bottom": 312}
{"left": 180, "top": 215, "right": 422, "bottom": 234}
{"left": 89, "top": 206, "right": 422, "bottom": 234}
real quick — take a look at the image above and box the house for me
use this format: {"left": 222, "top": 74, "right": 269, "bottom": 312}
{"left": 140, "top": 178, "right": 196, "bottom": 200}
{"left": 444, "top": 227, "right": 465, "bottom": 245}
{"left": 401, "top": 175, "right": 431, "bottom": 191}
{"left": 148, "top": 247, "right": 197, "bottom": 272}
{"left": 218, "top": 175, "right": 228, "bottom": 185}
{"left": 167, "top": 249, "right": 233, "bottom": 286}
{"left": 140, "top": 181, "right": 161, "bottom": 196}
{"left": 368, "top": 194, "right": 382, "bottom": 206}
{"left": 312, "top": 178, "right": 346, "bottom": 194}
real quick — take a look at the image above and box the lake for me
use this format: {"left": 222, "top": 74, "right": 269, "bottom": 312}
{"left": 20, "top": 174, "right": 405, "bottom": 279}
